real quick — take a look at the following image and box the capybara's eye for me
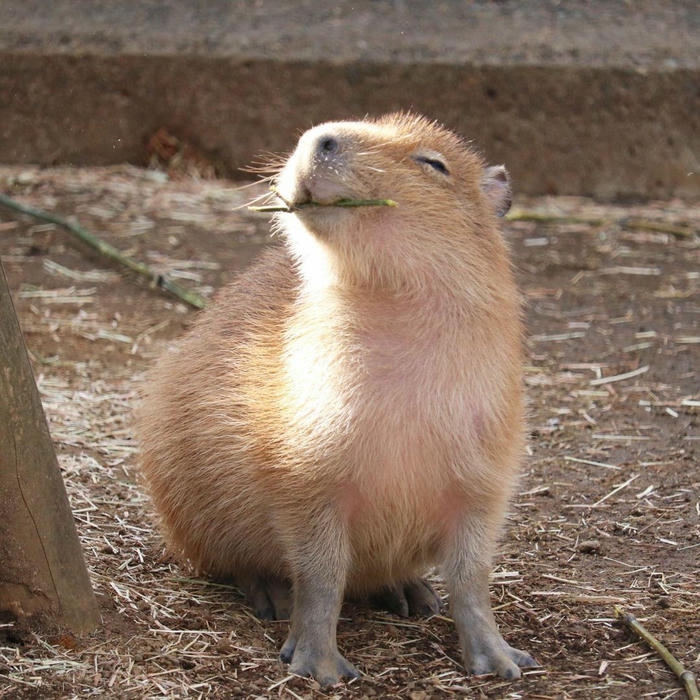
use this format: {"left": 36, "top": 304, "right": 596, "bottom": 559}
{"left": 412, "top": 154, "right": 450, "bottom": 176}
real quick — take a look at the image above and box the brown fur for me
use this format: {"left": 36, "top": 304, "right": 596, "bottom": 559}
{"left": 136, "top": 113, "right": 535, "bottom": 684}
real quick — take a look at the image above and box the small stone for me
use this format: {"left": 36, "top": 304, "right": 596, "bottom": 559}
{"left": 578, "top": 539, "right": 601, "bottom": 554}
{"left": 16, "top": 170, "right": 37, "bottom": 185}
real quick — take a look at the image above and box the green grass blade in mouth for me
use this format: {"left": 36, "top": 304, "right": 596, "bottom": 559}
{"left": 249, "top": 198, "right": 397, "bottom": 213}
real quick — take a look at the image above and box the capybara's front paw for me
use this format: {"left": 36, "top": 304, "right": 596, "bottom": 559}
{"left": 281, "top": 637, "right": 359, "bottom": 686}
{"left": 466, "top": 642, "right": 537, "bottom": 680}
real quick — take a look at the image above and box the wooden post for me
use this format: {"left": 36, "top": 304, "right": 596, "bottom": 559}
{"left": 0, "top": 261, "right": 99, "bottom": 634}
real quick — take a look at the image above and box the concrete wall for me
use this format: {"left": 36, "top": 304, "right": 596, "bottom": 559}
{"left": 1, "top": 0, "right": 699, "bottom": 200}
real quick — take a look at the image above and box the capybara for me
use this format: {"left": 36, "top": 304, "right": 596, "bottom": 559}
{"left": 137, "top": 113, "right": 535, "bottom": 685}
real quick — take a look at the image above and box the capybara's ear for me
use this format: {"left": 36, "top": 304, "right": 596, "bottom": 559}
{"left": 481, "top": 165, "right": 511, "bottom": 217}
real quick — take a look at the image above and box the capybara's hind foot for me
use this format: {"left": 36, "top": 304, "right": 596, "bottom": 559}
{"left": 240, "top": 576, "right": 292, "bottom": 620}
{"left": 370, "top": 578, "right": 442, "bottom": 618}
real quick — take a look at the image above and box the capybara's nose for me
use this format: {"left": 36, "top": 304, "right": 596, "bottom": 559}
{"left": 314, "top": 134, "right": 341, "bottom": 158}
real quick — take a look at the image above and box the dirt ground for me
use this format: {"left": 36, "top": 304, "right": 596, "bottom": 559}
{"left": 0, "top": 165, "right": 698, "bottom": 699}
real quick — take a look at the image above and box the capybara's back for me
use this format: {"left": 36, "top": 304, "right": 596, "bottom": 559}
{"left": 137, "top": 113, "right": 535, "bottom": 685}
{"left": 138, "top": 249, "right": 296, "bottom": 580}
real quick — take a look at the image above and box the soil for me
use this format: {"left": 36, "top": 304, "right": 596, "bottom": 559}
{"left": 0, "top": 165, "right": 698, "bottom": 699}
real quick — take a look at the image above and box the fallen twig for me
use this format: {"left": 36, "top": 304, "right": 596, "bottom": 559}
{"left": 614, "top": 606, "right": 700, "bottom": 699}
{"left": 0, "top": 192, "right": 207, "bottom": 309}
{"left": 507, "top": 210, "right": 697, "bottom": 238}
{"left": 621, "top": 217, "right": 697, "bottom": 239}
{"left": 507, "top": 211, "right": 607, "bottom": 227}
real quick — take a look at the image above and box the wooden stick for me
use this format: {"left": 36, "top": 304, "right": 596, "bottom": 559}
{"left": 506, "top": 211, "right": 607, "bottom": 227}
{"left": 506, "top": 210, "right": 696, "bottom": 238}
{"left": 614, "top": 606, "right": 700, "bottom": 699}
{"left": 621, "top": 217, "right": 696, "bottom": 238}
{"left": 0, "top": 192, "right": 207, "bottom": 309}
